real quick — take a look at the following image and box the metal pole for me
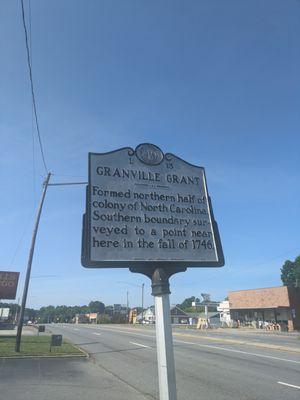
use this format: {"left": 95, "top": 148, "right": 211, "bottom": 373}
{"left": 155, "top": 293, "right": 177, "bottom": 400}
{"left": 205, "top": 305, "right": 208, "bottom": 329}
{"left": 14, "top": 297, "right": 20, "bottom": 325}
{"left": 48, "top": 181, "right": 87, "bottom": 186}
{"left": 152, "top": 268, "right": 177, "bottom": 400}
{"left": 15, "top": 172, "right": 51, "bottom": 352}
{"left": 126, "top": 290, "right": 129, "bottom": 323}
{"left": 129, "top": 266, "right": 186, "bottom": 400}
{"left": 141, "top": 283, "right": 144, "bottom": 321}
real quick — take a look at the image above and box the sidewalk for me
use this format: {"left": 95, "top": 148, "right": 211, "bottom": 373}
{"left": 0, "top": 357, "right": 146, "bottom": 400}
{"left": 0, "top": 326, "right": 36, "bottom": 337}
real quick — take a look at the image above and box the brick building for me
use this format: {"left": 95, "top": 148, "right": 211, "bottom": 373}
{"left": 228, "top": 286, "right": 300, "bottom": 331}
{"left": 75, "top": 312, "right": 99, "bottom": 324}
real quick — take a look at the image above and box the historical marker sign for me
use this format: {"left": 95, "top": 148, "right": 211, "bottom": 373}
{"left": 0, "top": 271, "right": 19, "bottom": 299}
{"left": 82, "top": 144, "right": 224, "bottom": 269}
{"left": 51, "top": 334, "right": 62, "bottom": 347}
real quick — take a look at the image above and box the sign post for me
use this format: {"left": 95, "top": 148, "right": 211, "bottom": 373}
{"left": 155, "top": 291, "right": 176, "bottom": 400}
{"left": 82, "top": 144, "right": 224, "bottom": 400}
{"left": 151, "top": 268, "right": 182, "bottom": 400}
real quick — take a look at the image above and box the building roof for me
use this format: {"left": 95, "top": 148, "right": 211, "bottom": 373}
{"left": 229, "top": 286, "right": 288, "bottom": 293}
{"left": 229, "top": 286, "right": 290, "bottom": 309}
{"left": 170, "top": 305, "right": 188, "bottom": 316}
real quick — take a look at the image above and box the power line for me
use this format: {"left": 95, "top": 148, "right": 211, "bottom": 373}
{"left": 20, "top": 0, "right": 48, "bottom": 174}
{"left": 9, "top": 210, "right": 35, "bottom": 268}
{"left": 52, "top": 173, "right": 87, "bottom": 179}
{"left": 28, "top": 0, "right": 37, "bottom": 202}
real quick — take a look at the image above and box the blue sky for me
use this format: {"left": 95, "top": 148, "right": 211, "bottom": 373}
{"left": 1, "top": 0, "right": 299, "bottom": 309}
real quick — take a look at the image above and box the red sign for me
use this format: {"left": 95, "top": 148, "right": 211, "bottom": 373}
{"left": 0, "top": 271, "right": 20, "bottom": 300}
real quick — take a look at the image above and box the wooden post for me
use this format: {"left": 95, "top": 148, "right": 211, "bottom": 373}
{"left": 15, "top": 173, "right": 51, "bottom": 352}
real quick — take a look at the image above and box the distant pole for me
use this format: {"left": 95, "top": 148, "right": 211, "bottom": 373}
{"left": 14, "top": 297, "right": 20, "bottom": 324}
{"left": 141, "top": 283, "right": 144, "bottom": 321}
{"left": 126, "top": 290, "right": 129, "bottom": 323}
{"left": 205, "top": 305, "right": 208, "bottom": 329}
{"left": 15, "top": 172, "right": 51, "bottom": 352}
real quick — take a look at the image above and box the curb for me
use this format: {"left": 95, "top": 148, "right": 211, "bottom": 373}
{"left": 0, "top": 353, "right": 87, "bottom": 360}
{"left": 72, "top": 343, "right": 90, "bottom": 358}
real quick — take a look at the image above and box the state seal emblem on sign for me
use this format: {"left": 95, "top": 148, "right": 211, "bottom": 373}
{"left": 135, "top": 143, "right": 164, "bottom": 165}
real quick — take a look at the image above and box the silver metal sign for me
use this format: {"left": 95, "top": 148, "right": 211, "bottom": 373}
{"left": 82, "top": 143, "right": 224, "bottom": 269}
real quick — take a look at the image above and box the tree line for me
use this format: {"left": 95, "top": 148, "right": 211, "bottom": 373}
{"left": 0, "top": 301, "right": 105, "bottom": 323}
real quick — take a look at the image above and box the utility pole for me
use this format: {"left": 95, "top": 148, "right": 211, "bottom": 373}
{"left": 14, "top": 297, "right": 20, "bottom": 324}
{"left": 15, "top": 173, "right": 51, "bottom": 352}
{"left": 204, "top": 305, "right": 208, "bottom": 329}
{"left": 117, "top": 281, "right": 145, "bottom": 322}
{"left": 126, "top": 290, "right": 129, "bottom": 323}
{"left": 142, "top": 283, "right": 144, "bottom": 321}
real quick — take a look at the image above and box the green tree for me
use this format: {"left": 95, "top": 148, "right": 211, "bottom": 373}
{"left": 88, "top": 301, "right": 105, "bottom": 314}
{"left": 98, "top": 314, "right": 111, "bottom": 324}
{"left": 111, "top": 313, "right": 127, "bottom": 323}
{"left": 38, "top": 305, "right": 56, "bottom": 323}
{"left": 177, "top": 296, "right": 200, "bottom": 310}
{"left": 181, "top": 306, "right": 205, "bottom": 313}
{"left": 281, "top": 256, "right": 300, "bottom": 287}
{"left": 25, "top": 308, "right": 38, "bottom": 322}
{"left": 36, "top": 301, "right": 107, "bottom": 323}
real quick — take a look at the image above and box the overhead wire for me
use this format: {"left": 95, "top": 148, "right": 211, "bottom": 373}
{"left": 20, "top": 0, "right": 48, "bottom": 174}
{"left": 7, "top": 1, "right": 47, "bottom": 271}
{"left": 51, "top": 173, "right": 87, "bottom": 179}
{"left": 8, "top": 210, "right": 35, "bottom": 268}
{"left": 28, "top": 0, "right": 37, "bottom": 203}
{"left": 20, "top": 1, "right": 86, "bottom": 182}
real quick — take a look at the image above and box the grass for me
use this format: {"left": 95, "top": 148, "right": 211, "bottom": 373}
{"left": 0, "top": 335, "right": 84, "bottom": 357}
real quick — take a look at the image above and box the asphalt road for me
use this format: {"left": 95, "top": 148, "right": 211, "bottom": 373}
{"left": 171, "top": 326, "right": 300, "bottom": 350}
{"left": 178, "top": 326, "right": 299, "bottom": 342}
{"left": 46, "top": 323, "right": 300, "bottom": 400}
